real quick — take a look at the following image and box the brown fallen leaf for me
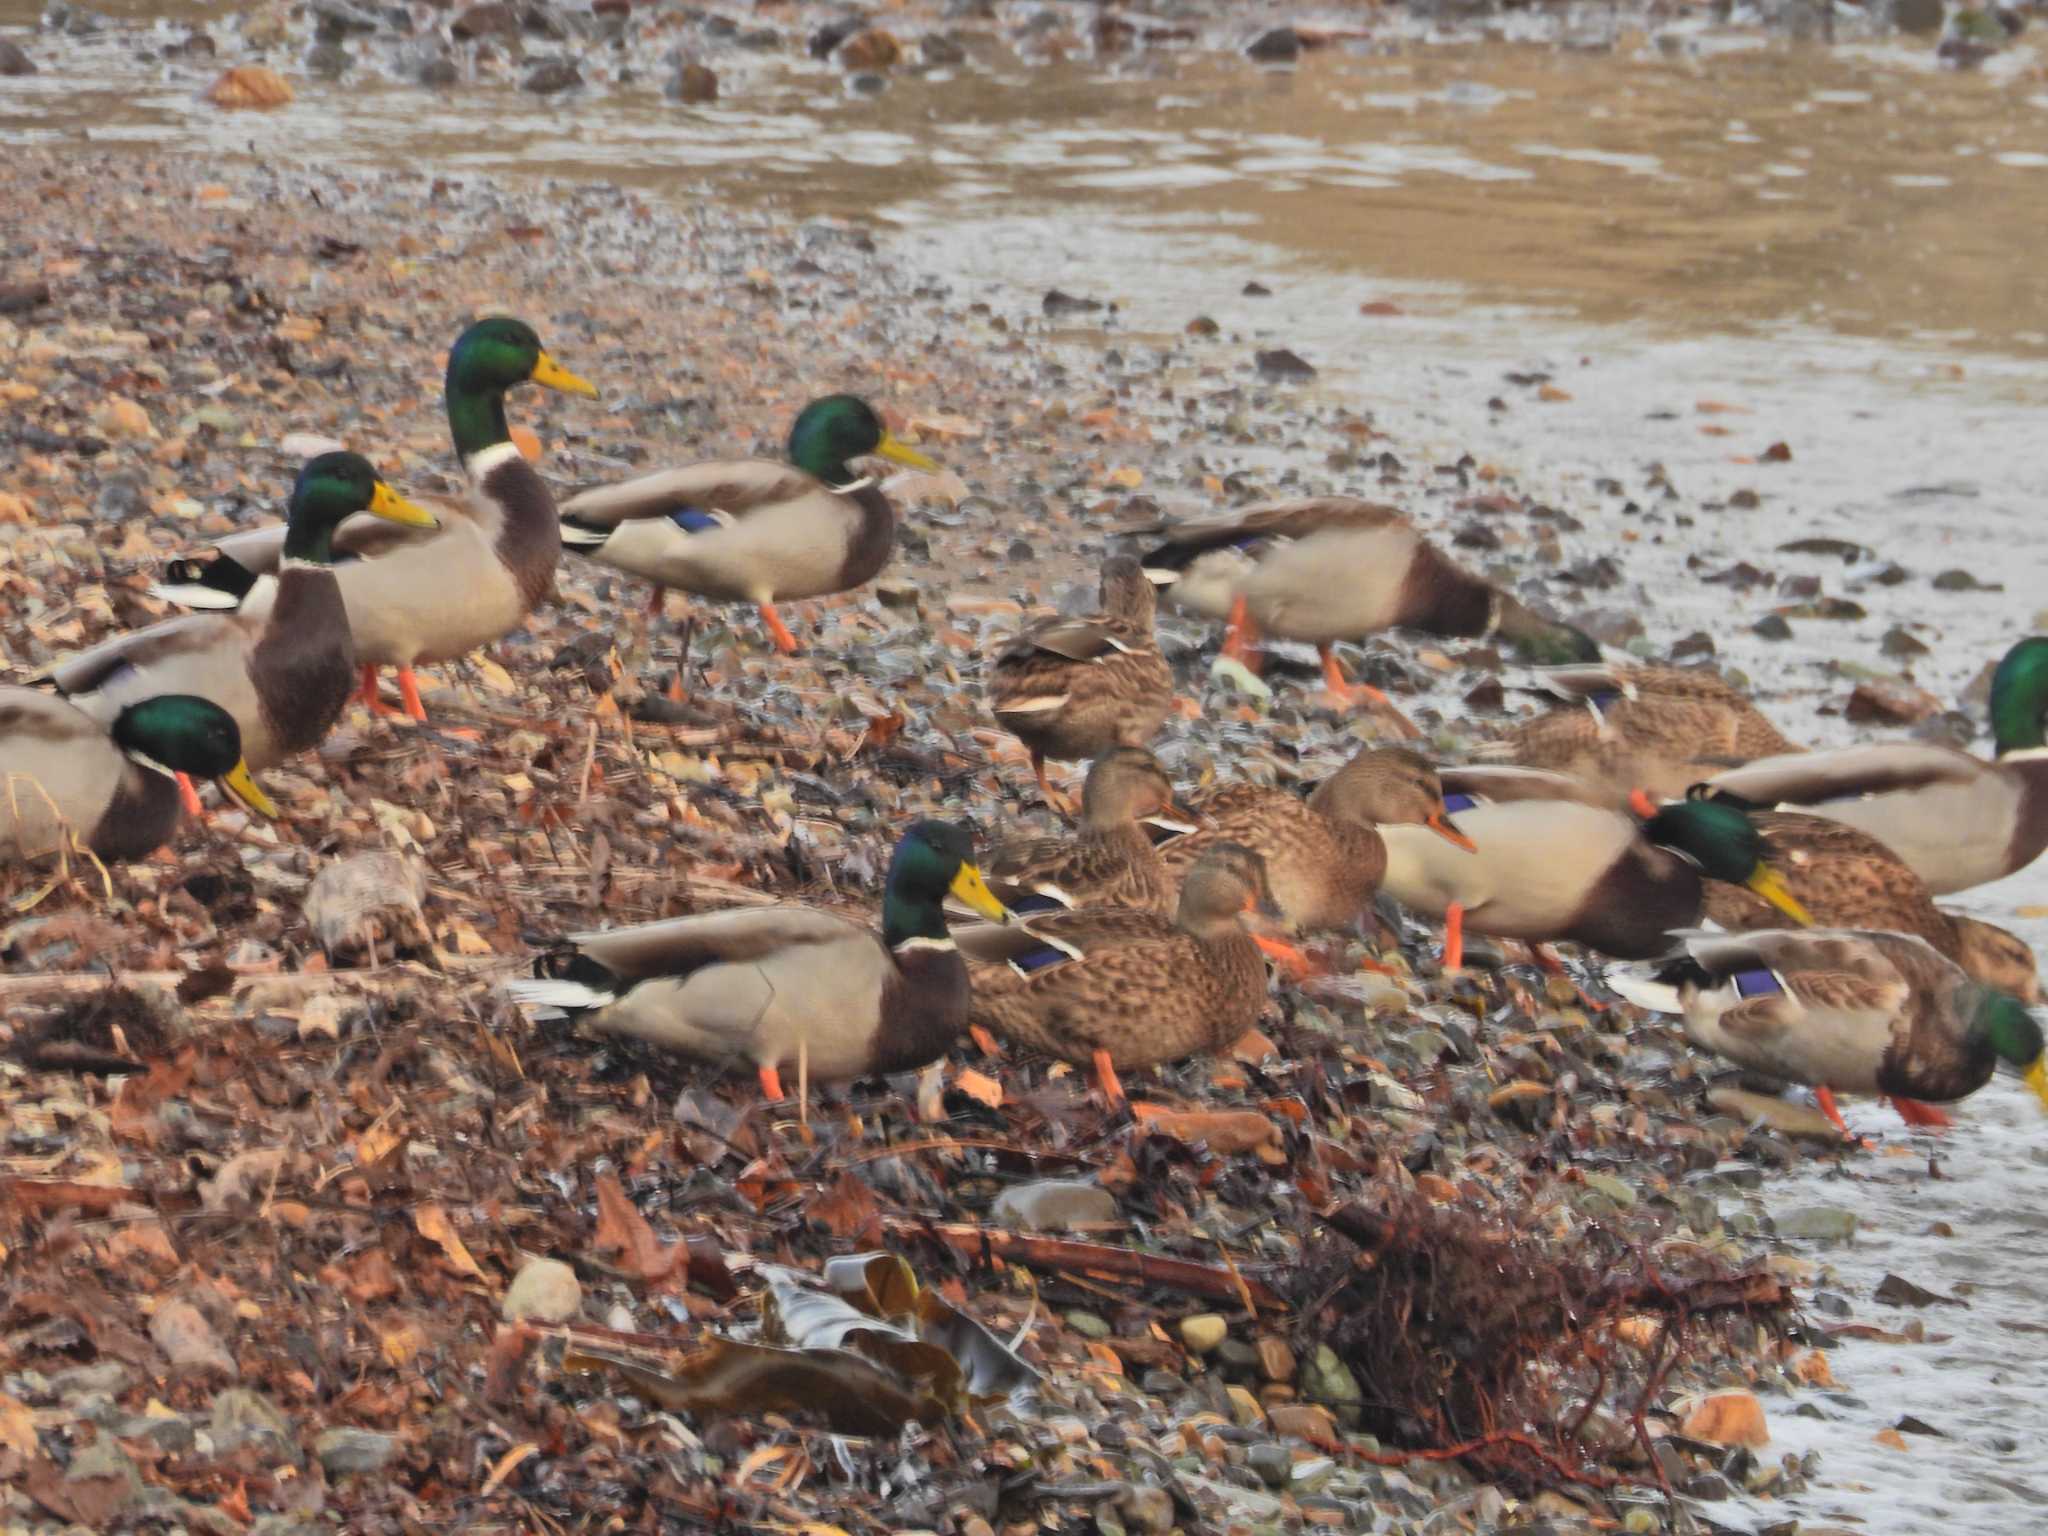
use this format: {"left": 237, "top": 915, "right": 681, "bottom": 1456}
{"left": 414, "top": 1203, "right": 489, "bottom": 1282}
{"left": 592, "top": 1172, "right": 689, "bottom": 1283}
{"left": 1131, "top": 1103, "right": 1285, "bottom": 1161}
{"left": 564, "top": 1339, "right": 943, "bottom": 1436}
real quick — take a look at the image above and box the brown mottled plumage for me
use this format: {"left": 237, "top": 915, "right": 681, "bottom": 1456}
{"left": 1488, "top": 664, "right": 1803, "bottom": 807}
{"left": 988, "top": 555, "right": 1174, "bottom": 810}
{"left": 980, "top": 747, "right": 1183, "bottom": 915}
{"left": 1157, "top": 746, "right": 1468, "bottom": 933}
{"left": 957, "top": 843, "right": 1273, "bottom": 1095}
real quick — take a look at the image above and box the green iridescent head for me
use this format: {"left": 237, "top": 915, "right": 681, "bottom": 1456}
{"left": 444, "top": 317, "right": 596, "bottom": 459}
{"left": 110, "top": 695, "right": 277, "bottom": 818}
{"left": 1639, "top": 799, "right": 1810, "bottom": 923}
{"left": 786, "top": 394, "right": 936, "bottom": 486}
{"left": 1988, "top": 637, "right": 2048, "bottom": 756}
{"left": 882, "top": 818, "right": 1006, "bottom": 947}
{"left": 281, "top": 451, "right": 435, "bottom": 562}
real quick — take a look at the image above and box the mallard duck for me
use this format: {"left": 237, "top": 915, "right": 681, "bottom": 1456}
{"left": 1616, "top": 929, "right": 2048, "bottom": 1135}
{"left": 1699, "top": 639, "right": 2048, "bottom": 896}
{"left": 149, "top": 318, "right": 596, "bottom": 721}
{"left": 1133, "top": 497, "right": 1599, "bottom": 711}
{"left": 503, "top": 820, "right": 1009, "bottom": 1099}
{"left": 987, "top": 555, "right": 1175, "bottom": 814}
{"left": 1157, "top": 746, "right": 1475, "bottom": 944}
{"left": 1694, "top": 808, "right": 2038, "bottom": 999}
{"left": 956, "top": 842, "right": 1274, "bottom": 1103}
{"left": 979, "top": 746, "right": 1187, "bottom": 916}
{"left": 49, "top": 454, "right": 436, "bottom": 785}
{"left": 555, "top": 394, "right": 937, "bottom": 655}
{"left": 1438, "top": 764, "right": 1613, "bottom": 815}
{"left": 1, "top": 689, "right": 275, "bottom": 865}
{"left": 1479, "top": 664, "right": 1802, "bottom": 808}
{"left": 1377, "top": 797, "right": 1810, "bottom": 968}
{"left": 1947, "top": 913, "right": 2042, "bottom": 1006}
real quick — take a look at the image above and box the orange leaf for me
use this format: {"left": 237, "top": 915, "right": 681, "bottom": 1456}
{"left": 480, "top": 1442, "right": 538, "bottom": 1496}
{"left": 413, "top": 1203, "right": 488, "bottom": 1282}
{"left": 1130, "top": 1104, "right": 1282, "bottom": 1157}
{"left": 953, "top": 1067, "right": 1004, "bottom": 1108}
{"left": 592, "top": 1172, "right": 688, "bottom": 1282}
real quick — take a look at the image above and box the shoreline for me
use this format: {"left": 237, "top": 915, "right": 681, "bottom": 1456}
{"left": 0, "top": 145, "right": 2027, "bottom": 1536}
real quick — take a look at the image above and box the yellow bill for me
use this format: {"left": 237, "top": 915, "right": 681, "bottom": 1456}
{"left": 369, "top": 480, "right": 438, "bottom": 529}
{"left": 1746, "top": 864, "right": 1812, "bottom": 926}
{"left": 876, "top": 430, "right": 939, "bottom": 471}
{"left": 950, "top": 861, "right": 1011, "bottom": 923}
{"left": 532, "top": 351, "right": 599, "bottom": 398}
{"left": 220, "top": 759, "right": 279, "bottom": 819}
{"left": 2026, "top": 1057, "right": 2048, "bottom": 1111}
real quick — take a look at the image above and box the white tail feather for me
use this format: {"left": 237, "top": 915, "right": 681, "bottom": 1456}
{"left": 503, "top": 977, "right": 617, "bottom": 1012}
{"left": 148, "top": 581, "right": 243, "bottom": 611}
{"left": 1604, "top": 971, "right": 1683, "bottom": 1014}
{"left": 559, "top": 523, "right": 612, "bottom": 548}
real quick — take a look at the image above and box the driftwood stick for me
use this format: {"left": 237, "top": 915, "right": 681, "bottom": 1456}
{"left": 892, "top": 1218, "right": 1283, "bottom": 1308}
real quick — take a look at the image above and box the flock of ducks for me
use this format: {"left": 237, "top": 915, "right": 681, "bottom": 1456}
{"left": 6, "top": 314, "right": 2048, "bottom": 1142}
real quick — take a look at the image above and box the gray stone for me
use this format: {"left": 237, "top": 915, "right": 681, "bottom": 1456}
{"left": 1776, "top": 1205, "right": 1858, "bottom": 1243}
{"left": 65, "top": 1440, "right": 146, "bottom": 1513}
{"left": 0, "top": 39, "right": 36, "bottom": 74}
{"left": 208, "top": 1389, "right": 303, "bottom": 1466}
{"left": 305, "top": 39, "right": 351, "bottom": 75}
{"left": 1301, "top": 1345, "right": 1364, "bottom": 1413}
{"left": 1247, "top": 1441, "right": 1294, "bottom": 1487}
{"left": 522, "top": 57, "right": 580, "bottom": 92}
{"left": 665, "top": 60, "right": 716, "bottom": 101}
{"left": 48, "top": 1361, "right": 131, "bottom": 1400}
{"left": 1118, "top": 1483, "right": 1174, "bottom": 1534}
{"left": 1064, "top": 1310, "right": 1112, "bottom": 1340}
{"left": 990, "top": 1179, "right": 1116, "bottom": 1232}
{"left": 314, "top": 1427, "right": 400, "bottom": 1476}
{"left": 115, "top": 1411, "right": 198, "bottom": 1453}
{"left": 502, "top": 1257, "right": 581, "bottom": 1324}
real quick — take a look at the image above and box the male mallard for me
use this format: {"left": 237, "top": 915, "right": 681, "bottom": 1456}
{"left": 1377, "top": 797, "right": 1810, "bottom": 967}
{"left": 1694, "top": 808, "right": 2040, "bottom": 1004}
{"left": 956, "top": 842, "right": 1274, "bottom": 1103}
{"left": 503, "top": 820, "right": 1008, "bottom": 1099}
{"left": 50, "top": 454, "right": 435, "bottom": 786}
{"left": 1699, "top": 638, "right": 2048, "bottom": 896}
{"left": 1438, "top": 764, "right": 1614, "bottom": 814}
{"left": 987, "top": 555, "right": 1174, "bottom": 815}
{"left": 555, "top": 394, "right": 937, "bottom": 655}
{"left": 1616, "top": 929, "right": 2048, "bottom": 1136}
{"left": 1, "top": 690, "right": 274, "bottom": 864}
{"left": 1157, "top": 746, "right": 1475, "bottom": 945}
{"left": 1133, "top": 497, "right": 1598, "bottom": 711}
{"left": 150, "top": 318, "right": 596, "bottom": 721}
{"left": 979, "top": 746, "right": 1187, "bottom": 916}
{"left": 1481, "top": 663, "right": 1804, "bottom": 807}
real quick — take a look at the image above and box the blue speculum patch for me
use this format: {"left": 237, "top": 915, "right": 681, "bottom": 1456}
{"left": 1011, "top": 942, "right": 1072, "bottom": 974}
{"left": 669, "top": 506, "right": 722, "bottom": 533}
{"left": 1731, "top": 968, "right": 1782, "bottom": 999}
{"left": 1442, "top": 792, "right": 1479, "bottom": 814}
{"left": 1007, "top": 892, "right": 1066, "bottom": 915}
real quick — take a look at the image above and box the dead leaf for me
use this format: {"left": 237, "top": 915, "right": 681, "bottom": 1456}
{"left": 414, "top": 1203, "right": 489, "bottom": 1282}
{"left": 591, "top": 1172, "right": 688, "bottom": 1283}
{"left": 479, "top": 1442, "right": 538, "bottom": 1496}
{"left": 0, "top": 1394, "right": 35, "bottom": 1457}
{"left": 953, "top": 1067, "right": 1003, "bottom": 1108}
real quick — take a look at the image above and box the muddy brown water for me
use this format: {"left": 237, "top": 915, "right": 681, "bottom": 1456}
{"left": 6, "top": 12, "right": 2048, "bottom": 1533}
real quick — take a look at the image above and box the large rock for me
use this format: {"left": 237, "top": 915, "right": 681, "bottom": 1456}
{"left": 452, "top": 2, "right": 519, "bottom": 37}
{"left": 0, "top": 39, "right": 37, "bottom": 73}
{"left": 315, "top": 1427, "right": 401, "bottom": 1476}
{"left": 501, "top": 1257, "right": 581, "bottom": 1323}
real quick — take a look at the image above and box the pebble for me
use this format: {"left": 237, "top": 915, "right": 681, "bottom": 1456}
{"left": 1777, "top": 1205, "right": 1859, "bottom": 1243}
{"left": 150, "top": 1298, "right": 239, "bottom": 1377}
{"left": 523, "top": 59, "right": 581, "bottom": 93}
{"left": 1255, "top": 1335, "right": 1294, "bottom": 1382}
{"left": 1683, "top": 1390, "right": 1770, "bottom": 1448}
{"left": 64, "top": 1440, "right": 145, "bottom": 1512}
{"left": 666, "top": 60, "right": 717, "bottom": 102}
{"left": 1246, "top": 1440, "right": 1293, "bottom": 1487}
{"left": 1118, "top": 1483, "right": 1174, "bottom": 1534}
{"left": 1301, "top": 1345, "right": 1363, "bottom": 1415}
{"left": 502, "top": 1256, "right": 581, "bottom": 1323}
{"left": 1246, "top": 25, "right": 1301, "bottom": 61}
{"left": 1064, "top": 1310, "right": 1112, "bottom": 1340}
{"left": 315, "top": 1426, "right": 402, "bottom": 1476}
{"left": 1179, "top": 1313, "right": 1228, "bottom": 1354}
{"left": 207, "top": 64, "right": 295, "bottom": 108}
{"left": 94, "top": 395, "right": 153, "bottom": 440}
{"left": 207, "top": 1389, "right": 303, "bottom": 1466}
{"left": 0, "top": 39, "right": 36, "bottom": 74}
{"left": 990, "top": 1178, "right": 1116, "bottom": 1231}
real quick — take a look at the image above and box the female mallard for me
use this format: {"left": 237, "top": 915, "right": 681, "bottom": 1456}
{"left": 49, "top": 454, "right": 436, "bottom": 785}
{"left": 150, "top": 318, "right": 596, "bottom": 721}
{"left": 1, "top": 690, "right": 275, "bottom": 865}
{"left": 1377, "top": 797, "right": 1810, "bottom": 968}
{"left": 956, "top": 842, "right": 1274, "bottom": 1103}
{"left": 1134, "top": 497, "right": 1598, "bottom": 710}
{"left": 555, "top": 394, "right": 937, "bottom": 655}
{"left": 503, "top": 820, "right": 1009, "bottom": 1100}
{"left": 1481, "top": 663, "right": 1804, "bottom": 807}
{"left": 1437, "top": 764, "right": 1614, "bottom": 815}
{"left": 979, "top": 746, "right": 1187, "bottom": 916}
{"left": 987, "top": 555, "right": 1174, "bottom": 815}
{"left": 1157, "top": 746, "right": 1475, "bottom": 944}
{"left": 1617, "top": 929, "right": 2048, "bottom": 1136}
{"left": 1694, "top": 807, "right": 2041, "bottom": 1005}
{"left": 1699, "top": 638, "right": 2048, "bottom": 896}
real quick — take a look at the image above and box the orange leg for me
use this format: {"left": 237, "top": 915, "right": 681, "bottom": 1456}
{"left": 1317, "top": 645, "right": 1421, "bottom": 737}
{"left": 1442, "top": 902, "right": 1464, "bottom": 971}
{"left": 1219, "top": 594, "right": 1262, "bottom": 672}
{"left": 397, "top": 666, "right": 427, "bottom": 722}
{"left": 1889, "top": 1096, "right": 1953, "bottom": 1129}
{"left": 969, "top": 1024, "right": 1003, "bottom": 1056}
{"left": 176, "top": 773, "right": 204, "bottom": 817}
{"left": 1091, "top": 1047, "right": 1126, "bottom": 1107}
{"left": 759, "top": 603, "right": 801, "bottom": 655}
{"left": 1253, "top": 932, "right": 1317, "bottom": 980}
{"left": 359, "top": 663, "right": 400, "bottom": 718}
{"left": 1032, "top": 753, "right": 1079, "bottom": 819}
{"left": 1357, "top": 954, "right": 1397, "bottom": 977}
{"left": 1813, "top": 1084, "right": 1850, "bottom": 1135}
{"left": 665, "top": 669, "right": 687, "bottom": 704}
{"left": 758, "top": 1063, "right": 785, "bottom": 1101}
{"left": 646, "top": 583, "right": 666, "bottom": 616}
{"left": 1533, "top": 944, "right": 1608, "bottom": 1012}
